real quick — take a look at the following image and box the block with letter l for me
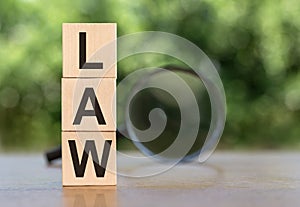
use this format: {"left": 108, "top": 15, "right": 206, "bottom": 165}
{"left": 63, "top": 23, "right": 116, "bottom": 78}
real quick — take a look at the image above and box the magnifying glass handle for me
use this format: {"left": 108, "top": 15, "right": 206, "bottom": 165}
{"left": 45, "top": 130, "right": 123, "bottom": 164}
{"left": 45, "top": 146, "right": 61, "bottom": 164}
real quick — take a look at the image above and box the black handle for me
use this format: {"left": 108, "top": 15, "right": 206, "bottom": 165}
{"left": 45, "top": 146, "right": 62, "bottom": 164}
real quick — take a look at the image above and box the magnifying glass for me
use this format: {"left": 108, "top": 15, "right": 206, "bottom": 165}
{"left": 46, "top": 32, "right": 226, "bottom": 166}
{"left": 45, "top": 65, "right": 210, "bottom": 163}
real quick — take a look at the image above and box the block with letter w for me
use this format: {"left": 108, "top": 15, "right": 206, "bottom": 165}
{"left": 62, "top": 132, "right": 116, "bottom": 186}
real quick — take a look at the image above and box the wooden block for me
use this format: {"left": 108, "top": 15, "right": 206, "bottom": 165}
{"left": 63, "top": 186, "right": 116, "bottom": 207}
{"left": 62, "top": 78, "right": 116, "bottom": 131}
{"left": 63, "top": 23, "right": 116, "bottom": 78}
{"left": 62, "top": 131, "right": 116, "bottom": 186}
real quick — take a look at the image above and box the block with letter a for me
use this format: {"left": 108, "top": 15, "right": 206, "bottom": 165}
{"left": 62, "top": 23, "right": 117, "bottom": 186}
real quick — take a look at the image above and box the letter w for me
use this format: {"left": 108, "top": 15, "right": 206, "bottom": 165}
{"left": 68, "top": 140, "right": 112, "bottom": 177}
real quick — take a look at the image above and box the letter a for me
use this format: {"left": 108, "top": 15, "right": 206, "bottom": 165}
{"left": 73, "top": 88, "right": 106, "bottom": 125}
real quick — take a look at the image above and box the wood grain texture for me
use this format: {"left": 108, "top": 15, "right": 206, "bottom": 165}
{"left": 0, "top": 152, "right": 300, "bottom": 207}
{"left": 63, "top": 23, "right": 116, "bottom": 78}
{"left": 62, "top": 131, "right": 116, "bottom": 186}
{"left": 62, "top": 78, "right": 116, "bottom": 131}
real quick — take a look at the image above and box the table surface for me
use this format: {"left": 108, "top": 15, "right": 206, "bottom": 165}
{"left": 0, "top": 151, "right": 300, "bottom": 207}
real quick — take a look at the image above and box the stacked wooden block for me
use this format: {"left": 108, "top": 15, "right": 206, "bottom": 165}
{"left": 62, "top": 23, "right": 117, "bottom": 186}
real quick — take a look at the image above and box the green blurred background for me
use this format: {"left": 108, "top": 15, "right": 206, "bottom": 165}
{"left": 0, "top": 0, "right": 300, "bottom": 151}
